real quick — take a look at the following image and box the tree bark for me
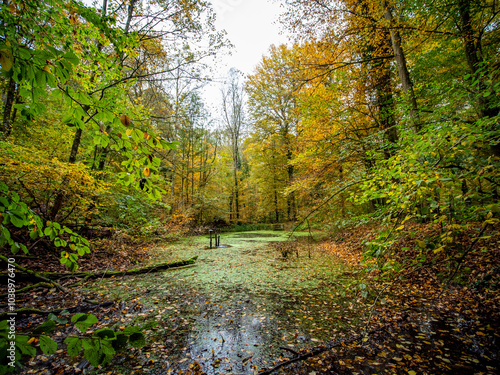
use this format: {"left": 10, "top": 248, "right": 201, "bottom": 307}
{"left": 375, "top": 28, "right": 398, "bottom": 156}
{"left": 287, "top": 151, "right": 296, "bottom": 221}
{"left": 457, "top": 0, "right": 499, "bottom": 156}
{"left": 383, "top": 2, "right": 420, "bottom": 132}
{"left": 1, "top": 77, "right": 16, "bottom": 136}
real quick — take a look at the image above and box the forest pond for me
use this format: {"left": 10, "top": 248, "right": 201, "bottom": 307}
{"left": 87, "top": 231, "right": 366, "bottom": 374}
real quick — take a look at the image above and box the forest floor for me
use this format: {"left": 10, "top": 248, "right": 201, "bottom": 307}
{"left": 2, "top": 225, "right": 499, "bottom": 374}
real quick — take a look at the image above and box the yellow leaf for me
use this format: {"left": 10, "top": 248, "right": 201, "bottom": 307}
{"left": 415, "top": 240, "right": 426, "bottom": 248}
{"left": 0, "top": 49, "right": 13, "bottom": 71}
{"left": 143, "top": 167, "right": 151, "bottom": 177}
{"left": 125, "top": 129, "right": 133, "bottom": 136}
{"left": 434, "top": 246, "right": 444, "bottom": 253}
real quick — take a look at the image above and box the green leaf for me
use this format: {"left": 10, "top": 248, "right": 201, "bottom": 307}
{"left": 123, "top": 326, "right": 142, "bottom": 336}
{"left": 0, "top": 197, "right": 9, "bottom": 207}
{"left": 142, "top": 321, "right": 158, "bottom": 331}
{"left": 63, "top": 50, "right": 80, "bottom": 65}
{"left": 77, "top": 247, "right": 86, "bottom": 256}
{"left": 10, "top": 242, "right": 20, "bottom": 254}
{"left": 81, "top": 338, "right": 96, "bottom": 351}
{"left": 94, "top": 328, "right": 116, "bottom": 340}
{"left": 39, "top": 335, "right": 58, "bottom": 355}
{"left": 48, "top": 313, "right": 68, "bottom": 325}
{"left": 99, "top": 340, "right": 115, "bottom": 365}
{"left": 83, "top": 345, "right": 101, "bottom": 367}
{"left": 100, "top": 339, "right": 116, "bottom": 356}
{"left": 112, "top": 333, "right": 128, "bottom": 352}
{"left": 152, "top": 157, "right": 161, "bottom": 167}
{"left": 33, "top": 320, "right": 56, "bottom": 334}
{"left": 132, "top": 128, "right": 143, "bottom": 142}
{"left": 128, "top": 332, "right": 145, "bottom": 348}
{"left": 9, "top": 214, "right": 25, "bottom": 228}
{"left": 64, "top": 336, "right": 82, "bottom": 357}
{"left": 71, "top": 313, "right": 98, "bottom": 333}
{"left": 16, "top": 335, "right": 36, "bottom": 357}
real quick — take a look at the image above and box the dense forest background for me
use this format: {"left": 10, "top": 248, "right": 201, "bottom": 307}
{"left": 1, "top": 0, "right": 499, "bottom": 235}
{"left": 0, "top": 0, "right": 499, "bottom": 266}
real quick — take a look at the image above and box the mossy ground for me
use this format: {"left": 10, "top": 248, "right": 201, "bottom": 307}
{"left": 83, "top": 231, "right": 370, "bottom": 374}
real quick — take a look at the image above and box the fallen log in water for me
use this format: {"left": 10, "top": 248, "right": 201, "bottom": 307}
{"left": 0, "top": 256, "right": 198, "bottom": 285}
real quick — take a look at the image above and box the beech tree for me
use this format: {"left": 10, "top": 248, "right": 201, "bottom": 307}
{"left": 221, "top": 68, "right": 245, "bottom": 223}
{"left": 246, "top": 45, "right": 300, "bottom": 222}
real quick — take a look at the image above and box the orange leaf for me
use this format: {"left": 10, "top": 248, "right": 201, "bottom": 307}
{"left": 120, "top": 114, "right": 131, "bottom": 127}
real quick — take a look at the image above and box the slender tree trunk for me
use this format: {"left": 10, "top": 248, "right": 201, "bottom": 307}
{"left": 376, "top": 29, "right": 398, "bottom": 156}
{"left": 233, "top": 141, "right": 240, "bottom": 222}
{"left": 171, "top": 151, "right": 176, "bottom": 197}
{"left": 1, "top": 77, "right": 16, "bottom": 136}
{"left": 124, "top": 0, "right": 138, "bottom": 34}
{"left": 457, "top": 0, "right": 500, "bottom": 156}
{"left": 458, "top": 0, "right": 489, "bottom": 116}
{"left": 49, "top": 127, "right": 82, "bottom": 220}
{"left": 274, "top": 188, "right": 279, "bottom": 223}
{"left": 383, "top": 2, "right": 420, "bottom": 132}
{"left": 287, "top": 154, "right": 296, "bottom": 221}
{"left": 229, "top": 188, "right": 234, "bottom": 222}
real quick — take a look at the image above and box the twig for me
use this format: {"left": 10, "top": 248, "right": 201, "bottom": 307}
{"left": 279, "top": 346, "right": 300, "bottom": 356}
{"left": 446, "top": 223, "right": 490, "bottom": 286}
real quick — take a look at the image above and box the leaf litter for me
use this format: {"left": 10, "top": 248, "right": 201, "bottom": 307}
{"left": 5, "top": 227, "right": 499, "bottom": 374}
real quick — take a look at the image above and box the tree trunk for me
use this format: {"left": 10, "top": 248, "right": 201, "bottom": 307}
{"left": 274, "top": 188, "right": 279, "bottom": 223}
{"left": 383, "top": 2, "right": 420, "bottom": 132}
{"left": 233, "top": 144, "right": 240, "bottom": 222}
{"left": 1, "top": 77, "right": 16, "bottom": 136}
{"left": 287, "top": 154, "right": 296, "bottom": 221}
{"left": 375, "top": 29, "right": 398, "bottom": 157}
{"left": 457, "top": 0, "right": 500, "bottom": 156}
{"left": 229, "top": 189, "right": 234, "bottom": 222}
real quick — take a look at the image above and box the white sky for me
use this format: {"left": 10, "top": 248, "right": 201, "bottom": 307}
{"left": 202, "top": 0, "right": 289, "bottom": 112}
